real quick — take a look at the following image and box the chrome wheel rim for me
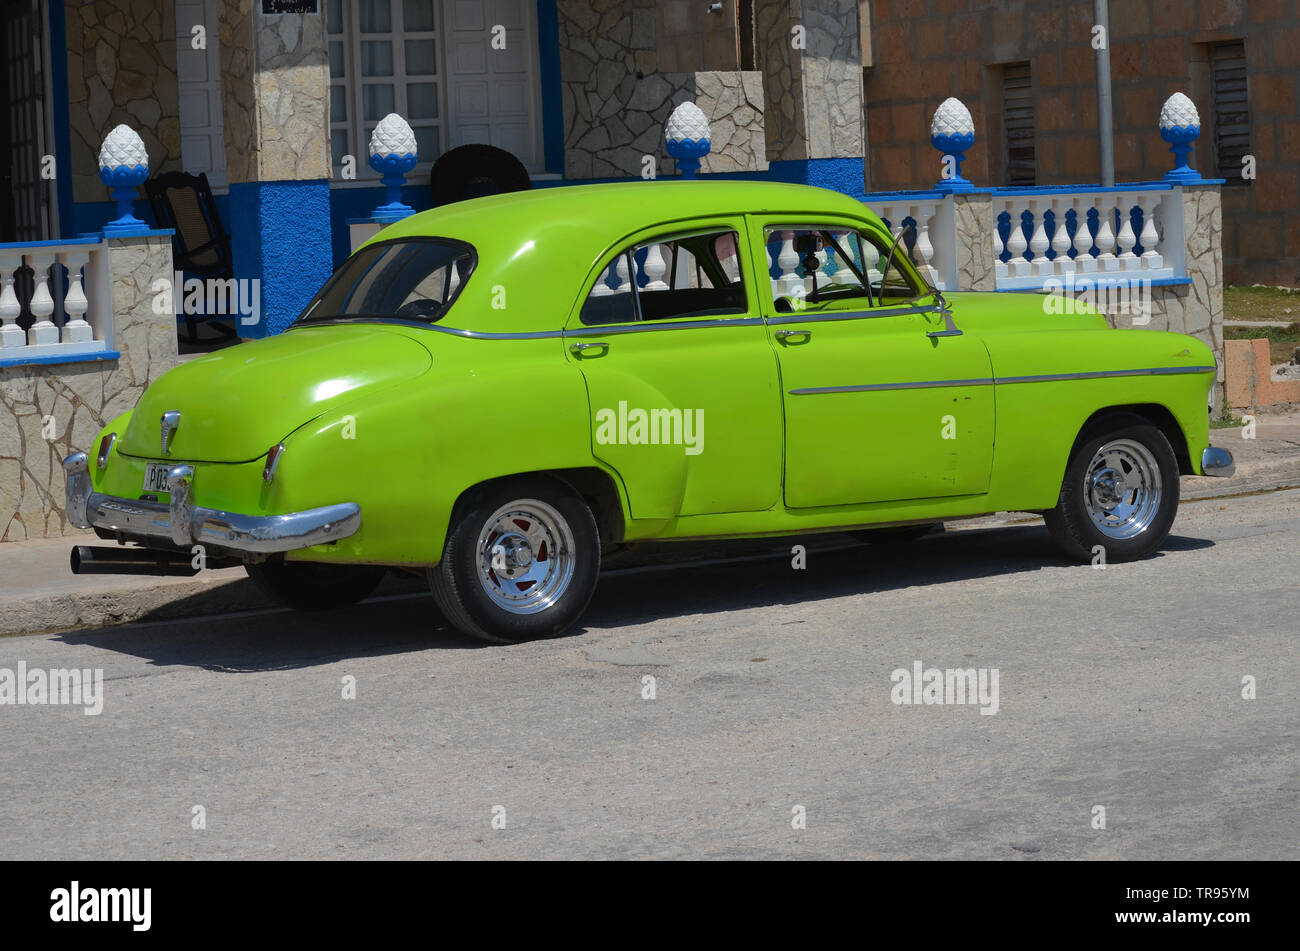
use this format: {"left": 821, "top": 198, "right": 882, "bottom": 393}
{"left": 475, "top": 498, "right": 575, "bottom": 615}
{"left": 1083, "top": 438, "right": 1162, "bottom": 540}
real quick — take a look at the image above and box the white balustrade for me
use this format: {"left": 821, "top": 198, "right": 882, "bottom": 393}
{"left": 0, "top": 239, "right": 111, "bottom": 362}
{"left": 990, "top": 187, "right": 1183, "bottom": 291}
{"left": 863, "top": 199, "right": 947, "bottom": 289}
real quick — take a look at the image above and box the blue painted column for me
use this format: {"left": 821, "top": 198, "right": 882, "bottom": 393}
{"left": 219, "top": 6, "right": 334, "bottom": 338}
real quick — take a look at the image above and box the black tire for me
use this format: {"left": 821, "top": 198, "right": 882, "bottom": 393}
{"left": 245, "top": 561, "right": 386, "bottom": 611}
{"left": 853, "top": 523, "right": 941, "bottom": 544}
{"left": 1044, "top": 415, "right": 1180, "bottom": 563}
{"left": 429, "top": 476, "right": 599, "bottom": 644}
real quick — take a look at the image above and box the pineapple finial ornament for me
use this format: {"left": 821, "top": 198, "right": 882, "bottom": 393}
{"left": 369, "top": 113, "right": 419, "bottom": 222}
{"left": 98, "top": 124, "right": 151, "bottom": 236}
{"left": 930, "top": 98, "right": 976, "bottom": 193}
{"left": 664, "top": 101, "right": 712, "bottom": 180}
{"left": 1159, "top": 92, "right": 1203, "bottom": 183}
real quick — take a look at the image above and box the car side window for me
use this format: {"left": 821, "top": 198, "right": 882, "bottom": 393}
{"left": 762, "top": 226, "right": 923, "bottom": 313}
{"left": 580, "top": 230, "right": 746, "bottom": 325}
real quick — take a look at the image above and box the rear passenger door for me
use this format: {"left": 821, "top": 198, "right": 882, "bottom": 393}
{"left": 564, "top": 221, "right": 783, "bottom": 519}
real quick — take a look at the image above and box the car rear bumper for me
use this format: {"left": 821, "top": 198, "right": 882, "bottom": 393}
{"left": 63, "top": 451, "right": 361, "bottom": 554}
{"left": 1201, "top": 446, "right": 1235, "bottom": 478}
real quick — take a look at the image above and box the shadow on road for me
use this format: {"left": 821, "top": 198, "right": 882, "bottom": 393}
{"left": 53, "top": 524, "right": 1214, "bottom": 672}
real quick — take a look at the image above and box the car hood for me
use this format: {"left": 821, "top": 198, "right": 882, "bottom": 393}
{"left": 118, "top": 324, "right": 432, "bottom": 462}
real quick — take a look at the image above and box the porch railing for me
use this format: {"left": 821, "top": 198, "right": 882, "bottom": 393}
{"left": 0, "top": 237, "right": 114, "bottom": 365}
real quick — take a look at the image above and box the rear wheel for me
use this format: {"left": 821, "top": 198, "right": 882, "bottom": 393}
{"left": 245, "top": 561, "right": 386, "bottom": 611}
{"left": 1045, "top": 416, "right": 1180, "bottom": 562}
{"left": 429, "top": 476, "right": 600, "bottom": 644}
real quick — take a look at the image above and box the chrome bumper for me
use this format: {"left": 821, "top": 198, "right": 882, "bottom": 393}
{"left": 1201, "top": 446, "right": 1235, "bottom": 478}
{"left": 63, "top": 451, "right": 361, "bottom": 554}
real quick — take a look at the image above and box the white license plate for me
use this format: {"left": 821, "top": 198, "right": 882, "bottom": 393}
{"left": 142, "top": 463, "right": 173, "bottom": 493}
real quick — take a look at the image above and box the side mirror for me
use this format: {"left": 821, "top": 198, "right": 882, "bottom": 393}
{"left": 925, "top": 291, "right": 963, "bottom": 338}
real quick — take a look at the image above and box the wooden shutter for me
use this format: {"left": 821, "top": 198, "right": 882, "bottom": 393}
{"left": 1211, "top": 41, "right": 1250, "bottom": 182}
{"left": 1003, "top": 63, "right": 1035, "bottom": 186}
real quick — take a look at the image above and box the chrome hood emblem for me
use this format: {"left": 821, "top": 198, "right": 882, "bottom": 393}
{"left": 160, "top": 411, "right": 181, "bottom": 457}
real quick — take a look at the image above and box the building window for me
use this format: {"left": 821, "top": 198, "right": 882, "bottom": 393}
{"left": 1210, "top": 40, "right": 1250, "bottom": 183}
{"left": 328, "top": 0, "right": 443, "bottom": 179}
{"left": 327, "top": 0, "right": 544, "bottom": 182}
{"left": 1002, "top": 62, "right": 1035, "bottom": 186}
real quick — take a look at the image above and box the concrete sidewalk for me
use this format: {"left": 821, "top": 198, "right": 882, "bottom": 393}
{"left": 2, "top": 412, "right": 1296, "bottom": 637}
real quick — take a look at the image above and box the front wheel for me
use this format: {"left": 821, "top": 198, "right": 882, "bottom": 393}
{"left": 428, "top": 476, "right": 600, "bottom": 644}
{"left": 1044, "top": 417, "right": 1180, "bottom": 563}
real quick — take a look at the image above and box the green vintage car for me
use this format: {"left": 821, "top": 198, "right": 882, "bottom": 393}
{"left": 65, "top": 181, "right": 1232, "bottom": 642}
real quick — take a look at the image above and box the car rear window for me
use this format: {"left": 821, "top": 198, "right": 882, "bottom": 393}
{"left": 295, "top": 238, "right": 476, "bottom": 325}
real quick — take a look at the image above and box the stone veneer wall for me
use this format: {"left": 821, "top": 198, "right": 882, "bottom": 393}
{"left": 0, "top": 236, "right": 177, "bottom": 541}
{"left": 65, "top": 0, "right": 181, "bottom": 203}
{"left": 219, "top": 2, "right": 331, "bottom": 184}
{"left": 557, "top": 0, "right": 766, "bottom": 178}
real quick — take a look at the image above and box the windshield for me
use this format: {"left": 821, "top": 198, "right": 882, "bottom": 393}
{"left": 295, "top": 238, "right": 476, "bottom": 325}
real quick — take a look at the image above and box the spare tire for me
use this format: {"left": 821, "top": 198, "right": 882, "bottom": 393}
{"left": 430, "top": 144, "right": 531, "bottom": 206}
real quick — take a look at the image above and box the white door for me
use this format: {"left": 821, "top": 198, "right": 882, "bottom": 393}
{"left": 442, "top": 0, "right": 542, "bottom": 172}
{"left": 174, "top": 0, "right": 227, "bottom": 188}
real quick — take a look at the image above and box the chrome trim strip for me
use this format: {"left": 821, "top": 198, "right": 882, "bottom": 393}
{"left": 767, "top": 303, "right": 939, "bottom": 326}
{"left": 995, "top": 366, "right": 1216, "bottom": 384}
{"left": 791, "top": 377, "right": 993, "bottom": 395}
{"left": 787, "top": 365, "right": 1217, "bottom": 396}
{"left": 1201, "top": 446, "right": 1235, "bottom": 477}
{"left": 62, "top": 453, "right": 361, "bottom": 554}
{"left": 422, "top": 324, "right": 566, "bottom": 340}
{"left": 566, "top": 316, "right": 765, "bottom": 337}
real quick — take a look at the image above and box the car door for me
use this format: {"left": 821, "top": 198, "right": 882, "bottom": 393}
{"left": 749, "top": 216, "right": 995, "bottom": 508}
{"left": 564, "top": 221, "right": 782, "bottom": 519}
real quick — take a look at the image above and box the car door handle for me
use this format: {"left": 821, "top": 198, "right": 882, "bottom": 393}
{"left": 775, "top": 329, "right": 811, "bottom": 344}
{"left": 569, "top": 341, "right": 609, "bottom": 355}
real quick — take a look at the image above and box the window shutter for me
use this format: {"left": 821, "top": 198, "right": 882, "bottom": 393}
{"left": 1210, "top": 41, "right": 1250, "bottom": 182}
{"left": 1002, "top": 63, "right": 1035, "bottom": 186}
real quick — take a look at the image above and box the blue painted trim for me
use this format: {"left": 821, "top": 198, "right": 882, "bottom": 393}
{"left": 48, "top": 1, "right": 75, "bottom": 240}
{"left": 0, "top": 236, "right": 103, "bottom": 250}
{"left": 995, "top": 277, "right": 1194, "bottom": 293}
{"left": 990, "top": 182, "right": 1174, "bottom": 195}
{"left": 536, "top": 0, "right": 563, "bottom": 174}
{"left": 0, "top": 350, "right": 121, "bottom": 369}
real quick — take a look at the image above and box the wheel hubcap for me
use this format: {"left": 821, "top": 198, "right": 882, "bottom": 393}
{"left": 476, "top": 498, "right": 575, "bottom": 614}
{"left": 1083, "top": 438, "right": 1162, "bottom": 540}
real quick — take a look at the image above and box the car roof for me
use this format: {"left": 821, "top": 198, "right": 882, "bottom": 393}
{"left": 361, "top": 180, "right": 881, "bottom": 333}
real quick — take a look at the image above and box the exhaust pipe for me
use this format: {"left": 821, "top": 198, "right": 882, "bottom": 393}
{"left": 71, "top": 545, "right": 204, "bottom": 576}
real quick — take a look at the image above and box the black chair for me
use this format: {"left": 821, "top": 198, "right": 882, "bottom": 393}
{"left": 430, "top": 144, "right": 531, "bottom": 206}
{"left": 145, "top": 170, "right": 238, "bottom": 346}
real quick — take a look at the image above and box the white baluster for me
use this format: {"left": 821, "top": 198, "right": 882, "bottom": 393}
{"left": 1116, "top": 194, "right": 1139, "bottom": 271}
{"left": 1138, "top": 196, "right": 1163, "bottom": 270}
{"left": 912, "top": 205, "right": 937, "bottom": 285}
{"left": 1006, "top": 208, "right": 1030, "bottom": 278}
{"left": 613, "top": 254, "right": 630, "bottom": 294}
{"left": 1029, "top": 200, "right": 1052, "bottom": 277}
{"left": 1095, "top": 203, "right": 1118, "bottom": 272}
{"left": 0, "top": 254, "right": 24, "bottom": 348}
{"left": 26, "top": 253, "right": 59, "bottom": 346}
{"left": 60, "top": 251, "right": 93, "bottom": 344}
{"left": 1050, "top": 200, "right": 1073, "bottom": 275}
{"left": 589, "top": 260, "right": 614, "bottom": 296}
{"left": 1075, "top": 202, "right": 1097, "bottom": 273}
{"left": 777, "top": 230, "right": 801, "bottom": 297}
{"left": 447, "top": 261, "right": 461, "bottom": 296}
{"left": 862, "top": 235, "right": 882, "bottom": 288}
{"left": 643, "top": 244, "right": 669, "bottom": 290}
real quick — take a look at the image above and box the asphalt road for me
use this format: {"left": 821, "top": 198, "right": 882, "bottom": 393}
{"left": 2, "top": 488, "right": 1297, "bottom": 860}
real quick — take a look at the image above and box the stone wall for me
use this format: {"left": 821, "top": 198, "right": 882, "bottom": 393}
{"left": 65, "top": 0, "right": 181, "bottom": 203}
{"left": 0, "top": 236, "right": 177, "bottom": 541}
{"left": 557, "top": 0, "right": 767, "bottom": 178}
{"left": 218, "top": 1, "right": 330, "bottom": 184}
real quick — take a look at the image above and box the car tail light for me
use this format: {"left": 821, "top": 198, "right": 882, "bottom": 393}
{"left": 262, "top": 443, "right": 286, "bottom": 484}
{"left": 96, "top": 433, "right": 116, "bottom": 469}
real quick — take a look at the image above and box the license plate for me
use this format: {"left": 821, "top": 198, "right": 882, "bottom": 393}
{"left": 142, "top": 463, "right": 174, "bottom": 493}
